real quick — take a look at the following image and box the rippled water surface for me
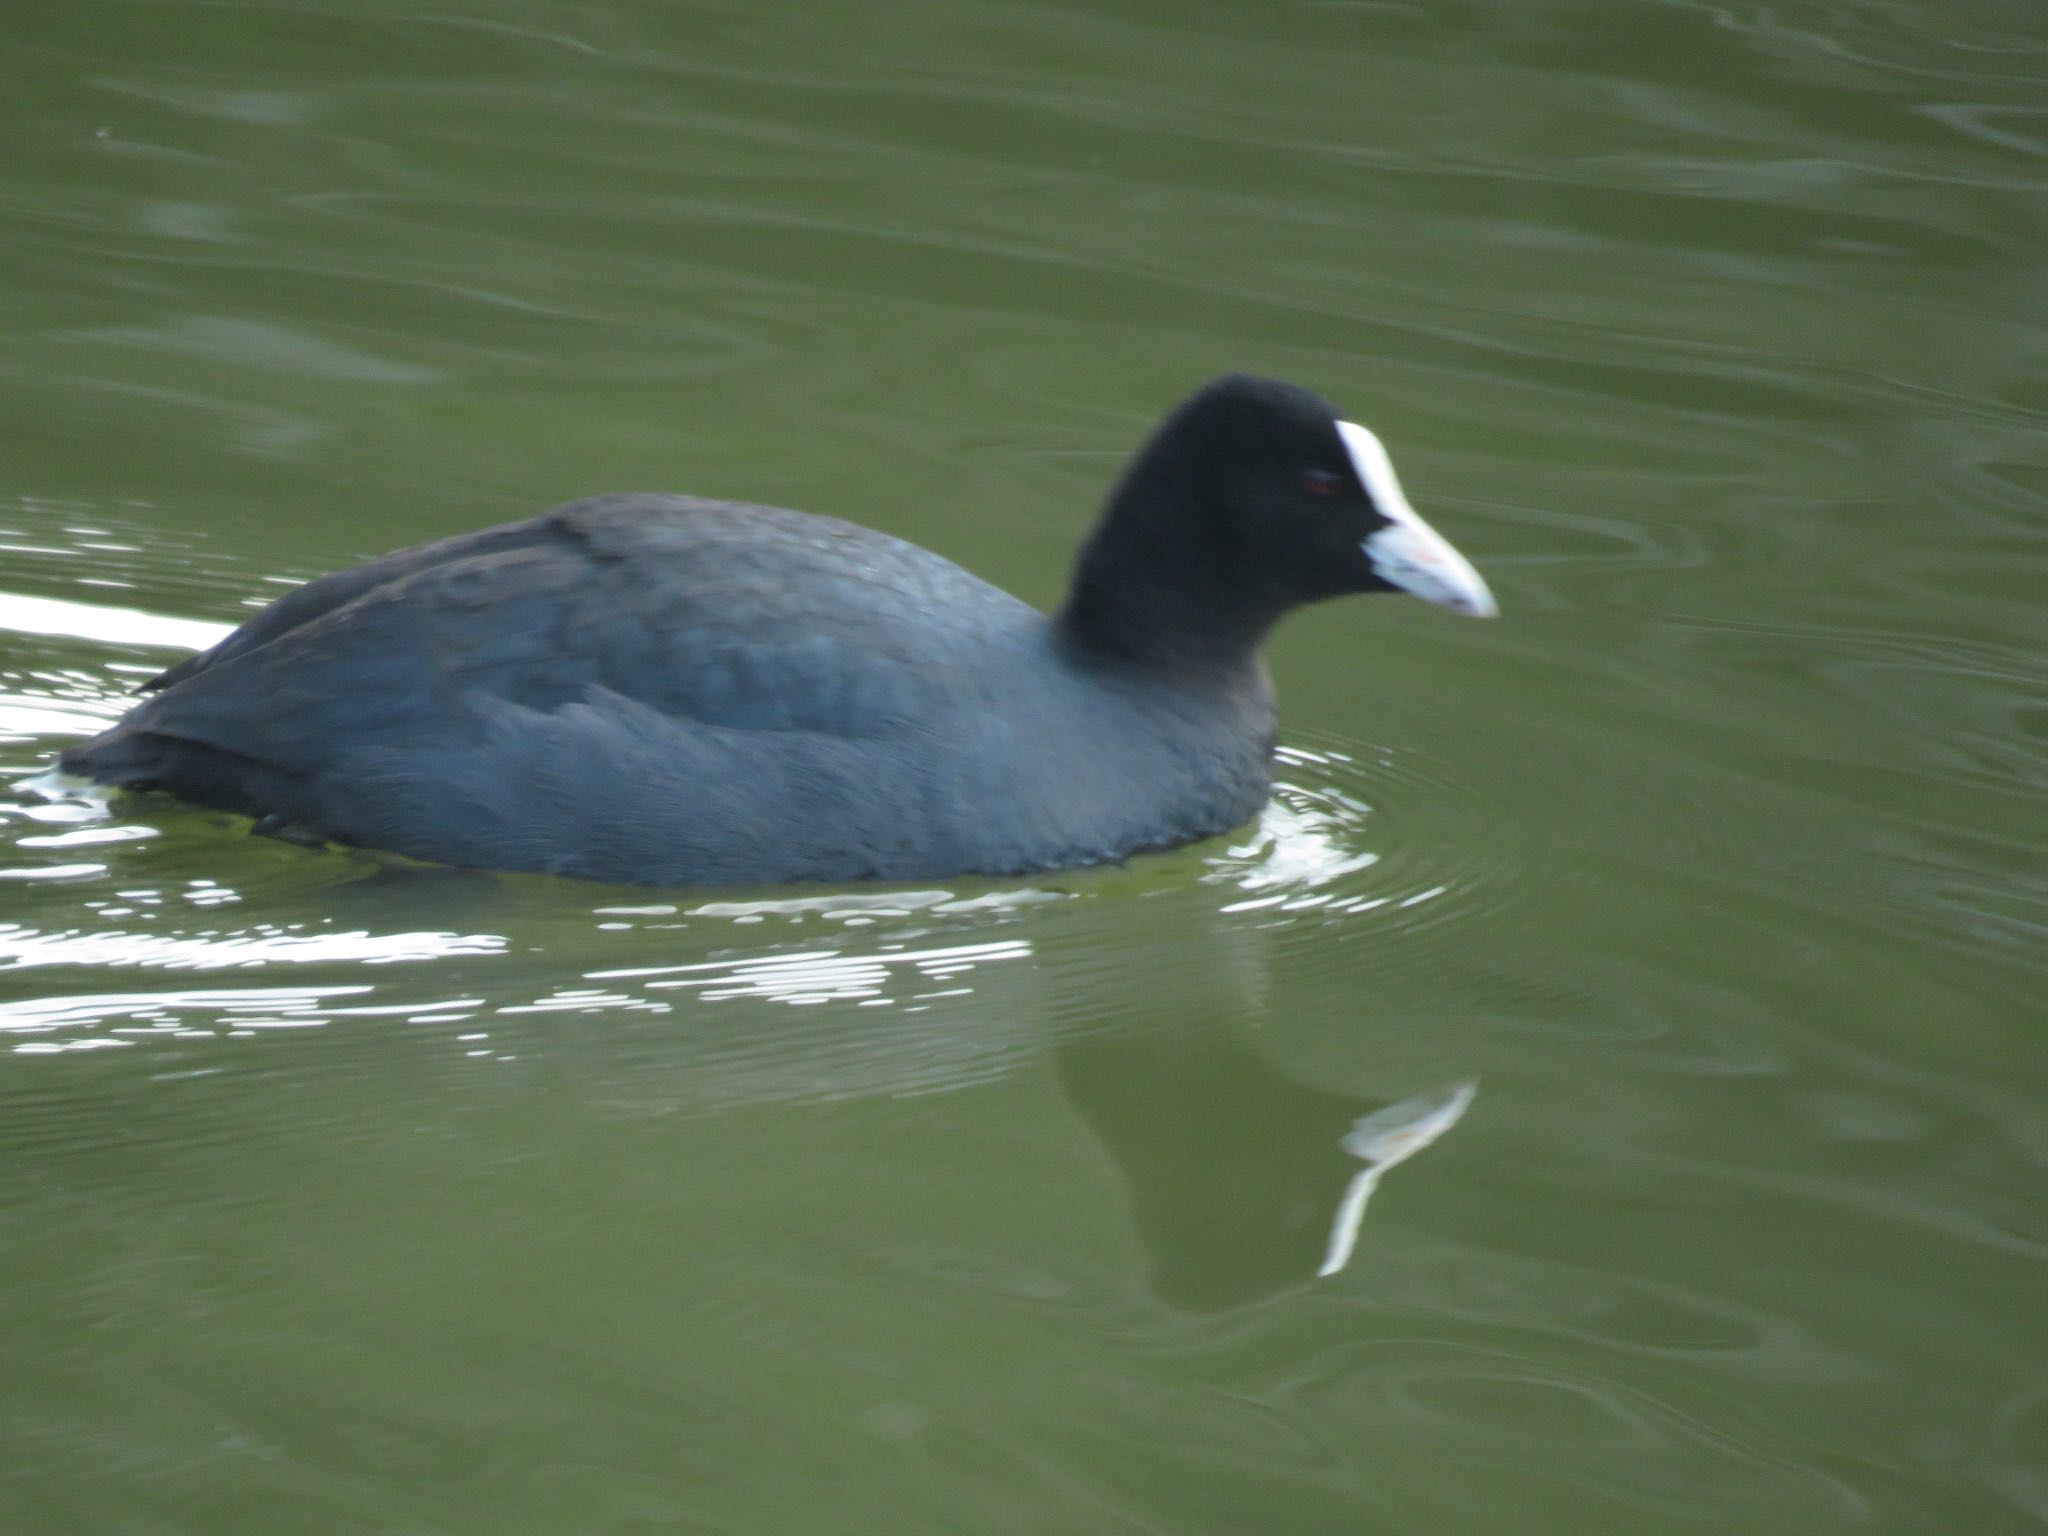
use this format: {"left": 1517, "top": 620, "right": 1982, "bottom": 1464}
{"left": 4, "top": 1, "right": 2045, "bottom": 1530}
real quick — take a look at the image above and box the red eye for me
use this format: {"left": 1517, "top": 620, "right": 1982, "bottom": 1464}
{"left": 1301, "top": 469, "right": 1342, "bottom": 496}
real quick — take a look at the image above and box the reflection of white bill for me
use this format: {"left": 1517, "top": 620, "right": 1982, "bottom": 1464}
{"left": 1317, "top": 1080, "right": 1478, "bottom": 1278}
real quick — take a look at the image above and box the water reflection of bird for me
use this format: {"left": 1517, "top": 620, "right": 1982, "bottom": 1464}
{"left": 1052, "top": 1017, "right": 1474, "bottom": 1312}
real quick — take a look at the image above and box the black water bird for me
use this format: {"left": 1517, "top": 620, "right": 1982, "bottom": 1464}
{"left": 61, "top": 375, "right": 1495, "bottom": 886}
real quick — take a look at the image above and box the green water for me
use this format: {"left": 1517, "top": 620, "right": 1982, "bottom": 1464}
{"left": 4, "top": 1, "right": 2045, "bottom": 1530}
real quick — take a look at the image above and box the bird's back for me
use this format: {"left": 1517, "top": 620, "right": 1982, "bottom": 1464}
{"left": 64, "top": 495, "right": 1070, "bottom": 882}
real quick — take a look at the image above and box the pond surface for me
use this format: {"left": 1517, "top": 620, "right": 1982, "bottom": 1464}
{"left": 4, "top": 1, "right": 2045, "bottom": 1530}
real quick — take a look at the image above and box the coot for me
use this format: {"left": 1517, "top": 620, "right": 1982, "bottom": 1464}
{"left": 61, "top": 375, "right": 1494, "bottom": 886}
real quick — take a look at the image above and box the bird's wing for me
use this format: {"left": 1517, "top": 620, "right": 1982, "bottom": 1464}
{"left": 113, "top": 494, "right": 1034, "bottom": 776}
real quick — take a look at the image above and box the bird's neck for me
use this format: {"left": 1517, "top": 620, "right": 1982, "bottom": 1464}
{"left": 1054, "top": 493, "right": 1282, "bottom": 681}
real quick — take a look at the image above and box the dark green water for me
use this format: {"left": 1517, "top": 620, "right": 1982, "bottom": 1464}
{"left": 4, "top": 1, "right": 2045, "bottom": 1530}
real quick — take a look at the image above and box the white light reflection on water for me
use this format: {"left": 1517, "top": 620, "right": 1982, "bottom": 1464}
{"left": 1, "top": 983, "right": 374, "bottom": 1053}
{"left": 1205, "top": 744, "right": 1397, "bottom": 914}
{"left": 585, "top": 937, "right": 1035, "bottom": 1011}
{"left": 17, "top": 823, "right": 158, "bottom": 849}
{"left": 0, "top": 587, "right": 229, "bottom": 739}
{"left": 0, "top": 589, "right": 232, "bottom": 653}
{"left": 0, "top": 692, "right": 116, "bottom": 739}
{"left": 0, "top": 862, "right": 110, "bottom": 882}
{"left": 592, "top": 886, "right": 1067, "bottom": 932}
{"left": 0, "top": 922, "right": 507, "bottom": 973}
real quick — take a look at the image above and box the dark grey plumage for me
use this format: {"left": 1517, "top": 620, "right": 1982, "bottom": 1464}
{"left": 61, "top": 376, "right": 1491, "bottom": 886}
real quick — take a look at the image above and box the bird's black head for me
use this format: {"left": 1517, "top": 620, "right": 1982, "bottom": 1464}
{"left": 1061, "top": 375, "right": 1494, "bottom": 669}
